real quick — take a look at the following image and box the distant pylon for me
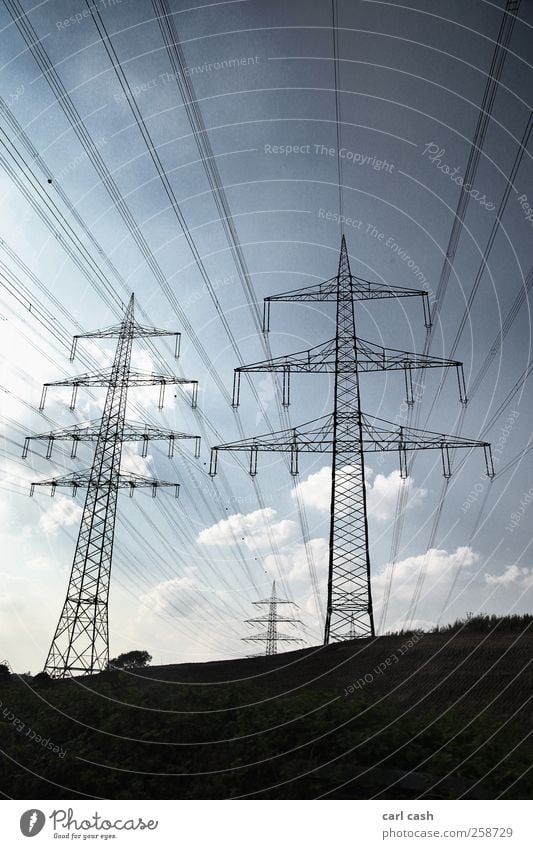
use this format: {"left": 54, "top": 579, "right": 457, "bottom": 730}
{"left": 243, "top": 581, "right": 303, "bottom": 655}
{"left": 210, "top": 236, "right": 495, "bottom": 644}
{"left": 25, "top": 295, "right": 200, "bottom": 678}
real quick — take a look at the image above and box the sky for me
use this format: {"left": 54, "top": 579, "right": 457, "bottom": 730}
{"left": 0, "top": 0, "right": 532, "bottom": 672}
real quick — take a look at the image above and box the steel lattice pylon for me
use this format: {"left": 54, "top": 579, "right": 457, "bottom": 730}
{"left": 209, "top": 237, "right": 495, "bottom": 644}
{"left": 243, "top": 581, "right": 303, "bottom": 655}
{"left": 326, "top": 240, "right": 373, "bottom": 641}
{"left": 25, "top": 295, "right": 200, "bottom": 678}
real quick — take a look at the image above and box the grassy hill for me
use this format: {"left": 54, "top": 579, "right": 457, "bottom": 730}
{"left": 1, "top": 616, "right": 532, "bottom": 799}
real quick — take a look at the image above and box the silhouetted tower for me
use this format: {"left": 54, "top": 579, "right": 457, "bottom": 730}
{"left": 210, "top": 237, "right": 495, "bottom": 644}
{"left": 243, "top": 581, "right": 303, "bottom": 655}
{"left": 25, "top": 295, "right": 200, "bottom": 677}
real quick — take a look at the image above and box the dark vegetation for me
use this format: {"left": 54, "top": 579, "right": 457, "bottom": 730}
{"left": 431, "top": 613, "right": 533, "bottom": 634}
{"left": 0, "top": 616, "right": 532, "bottom": 799}
{"left": 108, "top": 650, "right": 152, "bottom": 670}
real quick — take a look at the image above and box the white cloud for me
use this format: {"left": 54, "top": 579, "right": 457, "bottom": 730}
{"left": 76, "top": 338, "right": 111, "bottom": 369}
{"left": 372, "top": 546, "right": 484, "bottom": 632}
{"left": 39, "top": 495, "right": 83, "bottom": 535}
{"left": 131, "top": 576, "right": 238, "bottom": 662}
{"left": 292, "top": 465, "right": 426, "bottom": 522}
{"left": 197, "top": 507, "right": 296, "bottom": 551}
{"left": 0, "top": 322, "right": 46, "bottom": 419}
{"left": 0, "top": 572, "right": 29, "bottom": 612}
{"left": 0, "top": 569, "right": 58, "bottom": 672}
{"left": 369, "top": 470, "right": 426, "bottom": 522}
{"left": 131, "top": 349, "right": 156, "bottom": 372}
{"left": 27, "top": 555, "right": 55, "bottom": 572}
{"left": 140, "top": 576, "right": 198, "bottom": 615}
{"left": 291, "top": 466, "right": 331, "bottom": 511}
{"left": 374, "top": 546, "right": 479, "bottom": 603}
{"left": 120, "top": 443, "right": 153, "bottom": 476}
{"left": 485, "top": 564, "right": 533, "bottom": 588}
{"left": 263, "top": 537, "right": 329, "bottom": 583}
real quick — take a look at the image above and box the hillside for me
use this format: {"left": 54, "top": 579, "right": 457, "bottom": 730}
{"left": 1, "top": 622, "right": 532, "bottom": 799}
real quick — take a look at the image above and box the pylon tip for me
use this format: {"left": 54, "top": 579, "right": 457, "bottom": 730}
{"left": 337, "top": 234, "right": 351, "bottom": 278}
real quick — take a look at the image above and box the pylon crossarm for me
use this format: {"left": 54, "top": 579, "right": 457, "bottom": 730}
{"left": 30, "top": 470, "right": 181, "bottom": 498}
{"left": 356, "top": 337, "right": 461, "bottom": 369}
{"left": 251, "top": 598, "right": 298, "bottom": 606}
{"left": 23, "top": 420, "right": 200, "bottom": 460}
{"left": 236, "top": 338, "right": 337, "bottom": 374}
{"left": 239, "top": 336, "right": 459, "bottom": 372}
{"left": 70, "top": 325, "right": 180, "bottom": 360}
{"left": 263, "top": 270, "right": 428, "bottom": 302}
{"left": 40, "top": 370, "right": 198, "bottom": 410}
{"left": 263, "top": 284, "right": 429, "bottom": 329}
{"left": 360, "top": 412, "right": 493, "bottom": 459}
{"left": 262, "top": 237, "right": 432, "bottom": 333}
{"left": 232, "top": 338, "right": 464, "bottom": 406}
{"left": 71, "top": 323, "right": 127, "bottom": 344}
{"left": 43, "top": 368, "right": 195, "bottom": 388}
{"left": 116, "top": 472, "right": 181, "bottom": 497}
{"left": 265, "top": 275, "right": 337, "bottom": 304}
{"left": 245, "top": 617, "right": 303, "bottom": 625}
{"left": 209, "top": 412, "right": 494, "bottom": 479}
{"left": 242, "top": 632, "right": 303, "bottom": 643}
{"left": 263, "top": 282, "right": 430, "bottom": 322}
{"left": 266, "top": 279, "right": 428, "bottom": 302}
{"left": 357, "top": 344, "right": 466, "bottom": 403}
{"left": 71, "top": 323, "right": 179, "bottom": 341}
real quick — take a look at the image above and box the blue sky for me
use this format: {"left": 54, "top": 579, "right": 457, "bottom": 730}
{"left": 0, "top": 0, "right": 532, "bottom": 672}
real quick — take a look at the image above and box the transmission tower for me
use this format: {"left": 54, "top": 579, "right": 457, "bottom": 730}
{"left": 210, "top": 237, "right": 495, "bottom": 644}
{"left": 243, "top": 581, "right": 303, "bottom": 655}
{"left": 25, "top": 295, "right": 200, "bottom": 678}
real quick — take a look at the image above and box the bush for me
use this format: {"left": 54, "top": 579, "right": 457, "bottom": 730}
{"left": 108, "top": 650, "right": 152, "bottom": 670}
{"left": 434, "top": 614, "right": 533, "bottom": 635}
{"left": 32, "top": 671, "right": 52, "bottom": 687}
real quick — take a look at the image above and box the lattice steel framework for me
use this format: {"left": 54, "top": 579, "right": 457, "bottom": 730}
{"left": 210, "top": 237, "right": 494, "bottom": 644}
{"left": 243, "top": 581, "right": 303, "bottom": 655}
{"left": 25, "top": 295, "right": 200, "bottom": 677}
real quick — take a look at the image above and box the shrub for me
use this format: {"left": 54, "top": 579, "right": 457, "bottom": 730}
{"left": 108, "top": 650, "right": 152, "bottom": 670}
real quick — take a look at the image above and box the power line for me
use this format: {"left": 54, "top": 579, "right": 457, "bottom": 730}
{"left": 150, "top": 0, "right": 322, "bottom": 624}
{"left": 0, "top": 98, "right": 275, "bottom": 601}
{"left": 331, "top": 0, "right": 343, "bottom": 227}
{"left": 84, "top": 0, "right": 311, "bottom": 609}
{"left": 427, "top": 0, "right": 521, "bottom": 338}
